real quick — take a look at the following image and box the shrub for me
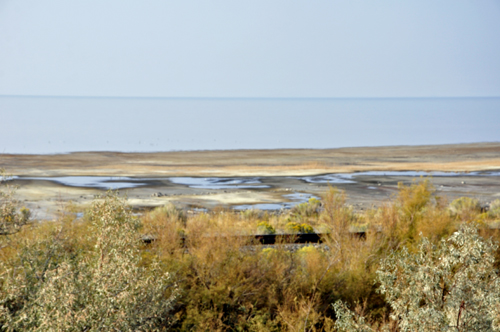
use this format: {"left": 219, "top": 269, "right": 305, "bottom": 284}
{"left": 149, "top": 202, "right": 187, "bottom": 225}
{"left": 2, "top": 177, "right": 493, "bottom": 331}
{"left": 296, "top": 245, "right": 318, "bottom": 256}
{"left": 285, "top": 221, "right": 314, "bottom": 234}
{"left": 334, "top": 223, "right": 500, "bottom": 331}
{"left": 449, "top": 197, "right": 481, "bottom": 220}
{"left": 489, "top": 199, "right": 500, "bottom": 219}
{"left": 257, "top": 221, "right": 276, "bottom": 235}
{"left": 0, "top": 192, "right": 177, "bottom": 331}
{"left": 240, "top": 208, "right": 261, "bottom": 221}
{"left": 394, "top": 178, "right": 434, "bottom": 242}
{"left": 0, "top": 169, "right": 31, "bottom": 236}
{"left": 364, "top": 179, "right": 455, "bottom": 252}
{"left": 290, "top": 197, "right": 322, "bottom": 221}
{"left": 260, "top": 247, "right": 277, "bottom": 256}
{"left": 319, "top": 187, "right": 358, "bottom": 237}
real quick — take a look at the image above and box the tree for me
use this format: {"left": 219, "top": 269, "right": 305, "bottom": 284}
{"left": 334, "top": 224, "right": 500, "bottom": 331}
{"left": 0, "top": 193, "right": 177, "bottom": 331}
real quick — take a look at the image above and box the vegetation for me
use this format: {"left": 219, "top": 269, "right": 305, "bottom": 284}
{"left": 257, "top": 221, "right": 276, "bottom": 235}
{"left": 290, "top": 198, "right": 322, "bottom": 221}
{"left": 2, "top": 177, "right": 500, "bottom": 331}
{"left": 489, "top": 199, "right": 500, "bottom": 219}
{"left": 334, "top": 223, "right": 500, "bottom": 331}
{"left": 284, "top": 221, "right": 314, "bottom": 234}
{"left": 0, "top": 170, "right": 31, "bottom": 236}
{"left": 449, "top": 197, "right": 481, "bottom": 221}
{"left": 0, "top": 193, "right": 177, "bottom": 331}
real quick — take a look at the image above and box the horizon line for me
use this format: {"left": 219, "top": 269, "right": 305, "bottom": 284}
{"left": 3, "top": 141, "right": 500, "bottom": 156}
{"left": 1, "top": 94, "right": 500, "bottom": 100}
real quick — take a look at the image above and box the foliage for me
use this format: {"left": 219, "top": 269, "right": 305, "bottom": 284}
{"left": 489, "top": 199, "right": 500, "bottom": 219}
{"left": 285, "top": 221, "right": 314, "bottom": 234}
{"left": 0, "top": 170, "right": 31, "bottom": 236}
{"left": 365, "top": 179, "right": 455, "bottom": 252}
{"left": 2, "top": 178, "right": 493, "bottom": 331}
{"left": 257, "top": 221, "right": 276, "bottom": 235}
{"left": 319, "top": 187, "right": 357, "bottom": 236}
{"left": 149, "top": 202, "right": 187, "bottom": 225}
{"left": 333, "top": 301, "right": 374, "bottom": 332}
{"left": 0, "top": 193, "right": 177, "bottom": 331}
{"left": 449, "top": 197, "right": 481, "bottom": 221}
{"left": 334, "top": 223, "right": 500, "bottom": 331}
{"left": 290, "top": 197, "right": 322, "bottom": 221}
{"left": 296, "top": 245, "right": 319, "bottom": 256}
{"left": 394, "top": 178, "right": 434, "bottom": 242}
{"left": 240, "top": 208, "right": 262, "bottom": 221}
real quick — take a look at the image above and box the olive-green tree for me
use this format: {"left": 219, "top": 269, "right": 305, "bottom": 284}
{"left": 0, "top": 193, "right": 177, "bottom": 331}
{"left": 334, "top": 224, "right": 500, "bottom": 331}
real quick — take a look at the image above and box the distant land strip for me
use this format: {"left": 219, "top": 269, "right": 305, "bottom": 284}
{"left": 2, "top": 142, "right": 500, "bottom": 177}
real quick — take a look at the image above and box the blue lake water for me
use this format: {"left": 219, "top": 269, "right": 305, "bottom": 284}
{"left": 1, "top": 96, "right": 499, "bottom": 154}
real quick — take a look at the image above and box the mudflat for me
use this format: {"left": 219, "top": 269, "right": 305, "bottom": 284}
{"left": 2, "top": 143, "right": 500, "bottom": 220}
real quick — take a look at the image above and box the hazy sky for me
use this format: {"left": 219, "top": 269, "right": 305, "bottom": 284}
{"left": 1, "top": 1, "right": 499, "bottom": 98}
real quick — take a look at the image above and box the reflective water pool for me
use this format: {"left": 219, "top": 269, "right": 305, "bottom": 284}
{"left": 20, "top": 176, "right": 146, "bottom": 190}
{"left": 15, "top": 170, "right": 500, "bottom": 191}
{"left": 168, "top": 177, "right": 270, "bottom": 189}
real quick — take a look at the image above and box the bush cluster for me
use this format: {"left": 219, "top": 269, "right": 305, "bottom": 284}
{"left": 2, "top": 178, "right": 500, "bottom": 331}
{"left": 489, "top": 199, "right": 500, "bottom": 219}
{"left": 0, "top": 170, "right": 31, "bottom": 236}
{"left": 334, "top": 223, "right": 500, "bottom": 331}
{"left": 0, "top": 193, "right": 177, "bottom": 331}
{"left": 257, "top": 221, "right": 276, "bottom": 235}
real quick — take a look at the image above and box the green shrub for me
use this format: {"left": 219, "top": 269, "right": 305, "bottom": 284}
{"left": 449, "top": 197, "right": 481, "bottom": 219}
{"left": 296, "top": 245, "right": 318, "bottom": 256}
{"left": 395, "top": 178, "right": 435, "bottom": 242}
{"left": 364, "top": 179, "right": 455, "bottom": 251}
{"left": 489, "top": 199, "right": 500, "bottom": 219}
{"left": 149, "top": 202, "right": 187, "bottom": 224}
{"left": 285, "top": 221, "right": 314, "bottom": 234}
{"left": 0, "top": 193, "right": 177, "bottom": 331}
{"left": 290, "top": 197, "right": 322, "bottom": 221}
{"left": 260, "top": 247, "right": 277, "bottom": 256}
{"left": 240, "top": 208, "right": 261, "bottom": 220}
{"left": 257, "top": 221, "right": 276, "bottom": 235}
{"left": 0, "top": 169, "right": 31, "bottom": 236}
{"left": 334, "top": 223, "right": 500, "bottom": 331}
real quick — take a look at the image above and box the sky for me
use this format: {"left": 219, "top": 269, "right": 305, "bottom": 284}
{"left": 1, "top": 0, "right": 500, "bottom": 98}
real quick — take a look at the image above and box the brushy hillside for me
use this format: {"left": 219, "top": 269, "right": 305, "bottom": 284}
{"left": 2, "top": 175, "right": 500, "bottom": 331}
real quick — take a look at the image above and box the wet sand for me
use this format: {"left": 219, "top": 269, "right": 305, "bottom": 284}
{"left": 2, "top": 143, "right": 500, "bottom": 220}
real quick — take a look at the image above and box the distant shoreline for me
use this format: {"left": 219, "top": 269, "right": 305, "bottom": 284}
{"left": 2, "top": 142, "right": 500, "bottom": 177}
{"left": 2, "top": 140, "right": 500, "bottom": 156}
